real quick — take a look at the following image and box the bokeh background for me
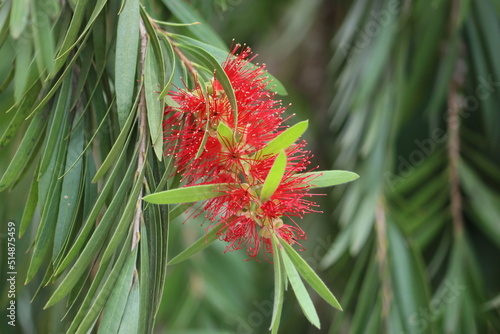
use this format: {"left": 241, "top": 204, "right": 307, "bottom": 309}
{"left": 1, "top": 0, "right": 500, "bottom": 333}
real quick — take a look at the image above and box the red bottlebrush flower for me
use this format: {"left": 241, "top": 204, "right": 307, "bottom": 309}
{"left": 163, "top": 46, "right": 284, "bottom": 183}
{"left": 163, "top": 45, "right": 321, "bottom": 259}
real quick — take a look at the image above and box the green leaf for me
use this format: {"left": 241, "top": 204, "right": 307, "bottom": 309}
{"left": 260, "top": 151, "right": 287, "bottom": 202}
{"left": 300, "top": 170, "right": 359, "bottom": 188}
{"left": 27, "top": 32, "right": 91, "bottom": 119}
{"left": 70, "top": 236, "right": 136, "bottom": 334}
{"left": 387, "top": 222, "right": 431, "bottom": 334}
{"left": 9, "top": 0, "right": 29, "bottom": 38}
{"left": 143, "top": 183, "right": 232, "bottom": 204}
{"left": 144, "top": 41, "right": 164, "bottom": 161}
{"left": 91, "top": 7, "right": 107, "bottom": 73}
{"left": 115, "top": 0, "right": 140, "bottom": 129}
{"left": 32, "top": 1, "right": 56, "bottom": 76}
{"left": 216, "top": 121, "right": 234, "bottom": 148}
{"left": 53, "top": 114, "right": 85, "bottom": 260}
{"left": 168, "top": 203, "right": 191, "bottom": 221}
{"left": 162, "top": 0, "right": 226, "bottom": 50}
{"left": 280, "top": 240, "right": 342, "bottom": 310}
{"left": 55, "top": 0, "right": 108, "bottom": 63}
{"left": 0, "top": 1, "right": 11, "bottom": 46}
{"left": 54, "top": 131, "right": 133, "bottom": 276}
{"left": 52, "top": 0, "right": 90, "bottom": 74}
{"left": 38, "top": 75, "right": 71, "bottom": 178}
{"left": 0, "top": 66, "right": 14, "bottom": 93}
{"left": 98, "top": 248, "right": 137, "bottom": 334}
{"left": 47, "top": 149, "right": 138, "bottom": 306}
{"left": 138, "top": 220, "right": 152, "bottom": 334}
{"left": 256, "top": 120, "right": 308, "bottom": 159}
{"left": 138, "top": 220, "right": 149, "bottom": 333}
{"left": 118, "top": 274, "right": 140, "bottom": 334}
{"left": 280, "top": 243, "right": 321, "bottom": 329}
{"left": 92, "top": 87, "right": 139, "bottom": 183}
{"left": 168, "top": 226, "right": 220, "bottom": 265}
{"left": 58, "top": 98, "right": 115, "bottom": 179}
{"left": 140, "top": 5, "right": 166, "bottom": 88}
{"left": 0, "top": 80, "right": 42, "bottom": 148}
{"left": 179, "top": 44, "right": 238, "bottom": 127}
{"left": 59, "top": 259, "right": 104, "bottom": 328}
{"left": 25, "top": 117, "right": 67, "bottom": 283}
{"left": 99, "top": 164, "right": 145, "bottom": 266}
{"left": 270, "top": 236, "right": 284, "bottom": 333}
{"left": 14, "top": 38, "right": 33, "bottom": 102}
{"left": 0, "top": 109, "right": 47, "bottom": 192}
{"left": 158, "top": 33, "right": 176, "bottom": 99}
{"left": 19, "top": 166, "right": 39, "bottom": 238}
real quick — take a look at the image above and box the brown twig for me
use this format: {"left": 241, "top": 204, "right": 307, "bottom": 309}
{"left": 132, "top": 20, "right": 149, "bottom": 250}
{"left": 169, "top": 37, "right": 199, "bottom": 84}
{"left": 447, "top": 0, "right": 465, "bottom": 236}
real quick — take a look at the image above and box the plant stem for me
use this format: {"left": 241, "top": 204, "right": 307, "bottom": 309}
{"left": 132, "top": 20, "right": 149, "bottom": 250}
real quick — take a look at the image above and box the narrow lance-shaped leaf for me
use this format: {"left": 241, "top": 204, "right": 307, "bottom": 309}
{"left": 14, "top": 37, "right": 33, "bottom": 102}
{"left": 300, "top": 170, "right": 359, "bottom": 188}
{"left": 280, "top": 239, "right": 342, "bottom": 310}
{"left": 9, "top": 0, "right": 29, "bottom": 39}
{"left": 256, "top": 120, "right": 308, "bottom": 159}
{"left": 138, "top": 221, "right": 152, "bottom": 334}
{"left": 32, "top": 0, "right": 56, "bottom": 76}
{"left": 52, "top": 0, "right": 90, "bottom": 74}
{"left": 158, "top": 33, "right": 176, "bottom": 99}
{"left": 25, "top": 117, "right": 68, "bottom": 283}
{"left": 144, "top": 41, "right": 164, "bottom": 161}
{"left": 118, "top": 273, "right": 140, "bottom": 334}
{"left": 92, "top": 86, "right": 140, "bottom": 183}
{"left": 98, "top": 246, "right": 138, "bottom": 334}
{"left": 46, "top": 148, "right": 139, "bottom": 306}
{"left": 216, "top": 121, "right": 234, "bottom": 149}
{"left": 69, "top": 234, "right": 136, "bottom": 334}
{"left": 143, "top": 183, "right": 233, "bottom": 205}
{"left": 140, "top": 5, "right": 166, "bottom": 88}
{"left": 27, "top": 32, "right": 91, "bottom": 119}
{"left": 115, "top": 0, "right": 140, "bottom": 128}
{"left": 0, "top": 110, "right": 47, "bottom": 191}
{"left": 168, "top": 203, "right": 192, "bottom": 221}
{"left": 38, "top": 75, "right": 72, "bottom": 178}
{"left": 55, "top": 0, "right": 108, "bottom": 61}
{"left": 260, "top": 151, "right": 287, "bottom": 202}
{"left": 19, "top": 167, "right": 39, "bottom": 238}
{"left": 280, "top": 242, "right": 321, "bottom": 329}
{"left": 53, "top": 114, "right": 85, "bottom": 259}
{"left": 0, "top": 80, "right": 42, "bottom": 148}
{"left": 58, "top": 98, "right": 115, "bottom": 179}
{"left": 100, "top": 164, "right": 146, "bottom": 266}
{"left": 193, "top": 86, "right": 210, "bottom": 159}
{"left": 270, "top": 235, "right": 285, "bottom": 333}
{"left": 54, "top": 129, "right": 135, "bottom": 276}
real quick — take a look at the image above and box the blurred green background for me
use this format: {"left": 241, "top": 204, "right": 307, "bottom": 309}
{"left": 1, "top": 0, "right": 500, "bottom": 333}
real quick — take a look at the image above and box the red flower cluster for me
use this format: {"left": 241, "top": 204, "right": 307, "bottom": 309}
{"left": 163, "top": 46, "right": 318, "bottom": 258}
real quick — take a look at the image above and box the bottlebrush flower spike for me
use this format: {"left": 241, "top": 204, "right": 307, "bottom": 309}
{"left": 162, "top": 45, "right": 322, "bottom": 259}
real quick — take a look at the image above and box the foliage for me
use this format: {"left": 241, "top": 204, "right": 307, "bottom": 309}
{"left": 1, "top": 0, "right": 500, "bottom": 333}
